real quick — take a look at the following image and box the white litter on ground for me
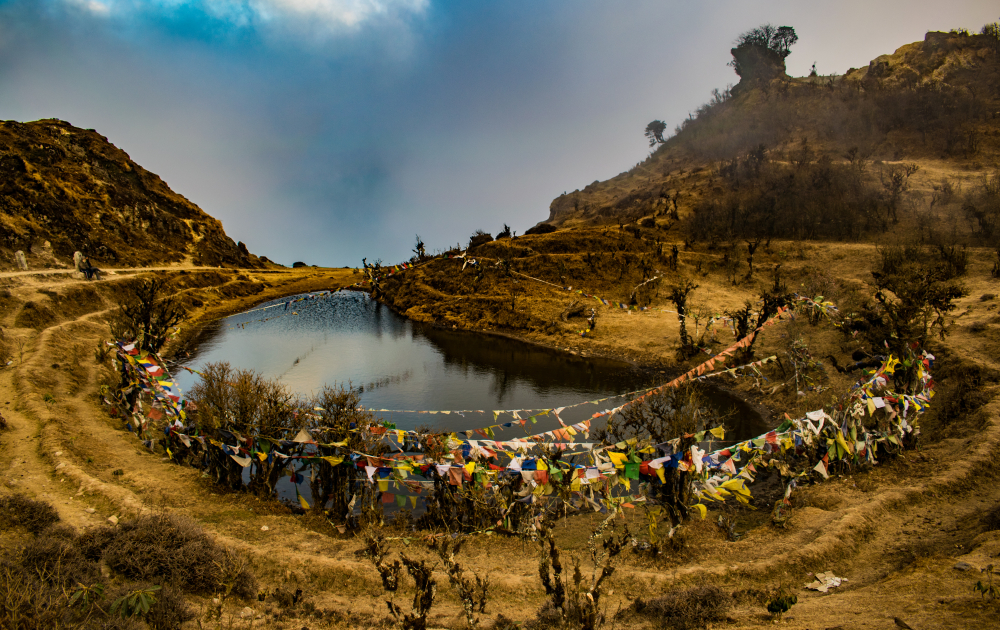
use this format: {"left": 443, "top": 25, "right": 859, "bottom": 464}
{"left": 805, "top": 572, "right": 848, "bottom": 593}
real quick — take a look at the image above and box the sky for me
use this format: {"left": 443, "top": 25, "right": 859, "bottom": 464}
{"left": 1, "top": 1, "right": 997, "bottom": 267}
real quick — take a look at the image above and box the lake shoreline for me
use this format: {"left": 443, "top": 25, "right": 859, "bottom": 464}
{"left": 172, "top": 276, "right": 773, "bottom": 434}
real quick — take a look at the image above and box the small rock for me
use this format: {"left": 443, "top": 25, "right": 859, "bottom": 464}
{"left": 261, "top": 525, "right": 269, "bottom": 531}
{"left": 954, "top": 561, "right": 974, "bottom": 571}
{"left": 240, "top": 607, "right": 254, "bottom": 619}
{"left": 107, "top": 515, "right": 118, "bottom": 525}
{"left": 85, "top": 508, "right": 96, "bottom": 514}
{"left": 56, "top": 462, "right": 66, "bottom": 470}
{"left": 55, "top": 451, "right": 63, "bottom": 456}
{"left": 212, "top": 598, "right": 221, "bottom": 606}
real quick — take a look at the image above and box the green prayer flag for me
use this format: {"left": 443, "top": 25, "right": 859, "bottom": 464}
{"left": 624, "top": 462, "right": 640, "bottom": 480}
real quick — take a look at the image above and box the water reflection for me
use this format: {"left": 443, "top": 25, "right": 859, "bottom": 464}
{"left": 176, "top": 292, "right": 654, "bottom": 434}
{"left": 176, "top": 291, "right": 763, "bottom": 439}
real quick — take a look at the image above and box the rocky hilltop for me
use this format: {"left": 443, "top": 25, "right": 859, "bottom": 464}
{"left": 543, "top": 30, "right": 1000, "bottom": 229}
{"left": 0, "top": 118, "right": 260, "bottom": 269}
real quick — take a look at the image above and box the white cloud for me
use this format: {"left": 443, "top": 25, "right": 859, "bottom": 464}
{"left": 65, "top": 0, "right": 112, "bottom": 15}
{"left": 68, "top": 0, "right": 429, "bottom": 30}
{"left": 256, "top": 0, "right": 428, "bottom": 29}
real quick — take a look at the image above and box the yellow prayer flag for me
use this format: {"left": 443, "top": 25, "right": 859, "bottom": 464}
{"left": 719, "top": 478, "right": 750, "bottom": 497}
{"left": 835, "top": 430, "right": 853, "bottom": 455}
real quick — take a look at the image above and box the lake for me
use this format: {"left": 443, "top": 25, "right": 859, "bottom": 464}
{"left": 175, "top": 291, "right": 763, "bottom": 440}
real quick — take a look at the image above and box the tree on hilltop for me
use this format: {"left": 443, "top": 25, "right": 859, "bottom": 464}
{"left": 733, "top": 24, "right": 798, "bottom": 58}
{"left": 644, "top": 120, "right": 667, "bottom": 146}
{"left": 729, "top": 24, "right": 797, "bottom": 84}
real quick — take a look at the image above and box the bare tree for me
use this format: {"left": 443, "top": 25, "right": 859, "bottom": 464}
{"left": 879, "top": 163, "right": 920, "bottom": 224}
{"left": 109, "top": 279, "right": 185, "bottom": 354}
{"left": 668, "top": 280, "right": 699, "bottom": 357}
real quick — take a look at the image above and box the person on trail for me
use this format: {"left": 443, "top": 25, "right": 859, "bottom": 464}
{"left": 81, "top": 257, "right": 101, "bottom": 281}
{"left": 587, "top": 308, "right": 597, "bottom": 332}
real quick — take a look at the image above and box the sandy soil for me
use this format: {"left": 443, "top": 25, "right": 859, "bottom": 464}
{"left": 0, "top": 249, "right": 998, "bottom": 629}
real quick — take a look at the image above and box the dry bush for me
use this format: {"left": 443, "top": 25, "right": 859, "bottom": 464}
{"left": 630, "top": 585, "right": 732, "bottom": 630}
{"left": 0, "top": 559, "right": 65, "bottom": 630}
{"left": 307, "top": 384, "right": 385, "bottom": 521}
{"left": 102, "top": 513, "right": 256, "bottom": 598}
{"left": 0, "top": 497, "right": 209, "bottom": 629}
{"left": 362, "top": 529, "right": 437, "bottom": 630}
{"left": 76, "top": 524, "right": 119, "bottom": 561}
{"left": 20, "top": 525, "right": 100, "bottom": 588}
{"left": 187, "top": 362, "right": 309, "bottom": 494}
{"left": 850, "top": 243, "right": 968, "bottom": 358}
{"left": 920, "top": 357, "right": 999, "bottom": 438}
{"left": 431, "top": 536, "right": 491, "bottom": 627}
{"left": 0, "top": 493, "right": 61, "bottom": 534}
{"left": 982, "top": 504, "right": 1000, "bottom": 532}
{"left": 490, "top": 614, "right": 520, "bottom": 630}
{"left": 387, "top": 556, "right": 436, "bottom": 630}
{"left": 528, "top": 518, "right": 629, "bottom": 630}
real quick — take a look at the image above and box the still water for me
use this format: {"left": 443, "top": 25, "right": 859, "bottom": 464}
{"left": 175, "top": 291, "right": 763, "bottom": 439}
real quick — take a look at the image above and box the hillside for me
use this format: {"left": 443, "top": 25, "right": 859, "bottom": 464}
{"left": 544, "top": 30, "right": 1000, "bottom": 233}
{"left": 0, "top": 118, "right": 260, "bottom": 270}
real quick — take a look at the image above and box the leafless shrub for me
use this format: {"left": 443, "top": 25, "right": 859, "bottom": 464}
{"left": 362, "top": 528, "right": 402, "bottom": 593}
{"left": 388, "top": 557, "right": 437, "bottom": 630}
{"left": 629, "top": 585, "right": 732, "bottom": 630}
{"left": 362, "top": 528, "right": 437, "bottom": 630}
{"left": 0, "top": 560, "right": 64, "bottom": 629}
{"left": 307, "top": 384, "right": 385, "bottom": 521}
{"left": 108, "top": 278, "right": 185, "bottom": 354}
{"left": 20, "top": 526, "right": 99, "bottom": 588}
{"left": 0, "top": 493, "right": 61, "bottom": 534}
{"left": 76, "top": 525, "right": 119, "bottom": 561}
{"left": 530, "top": 516, "right": 629, "bottom": 630}
{"left": 102, "top": 513, "right": 256, "bottom": 598}
{"left": 432, "top": 536, "right": 491, "bottom": 626}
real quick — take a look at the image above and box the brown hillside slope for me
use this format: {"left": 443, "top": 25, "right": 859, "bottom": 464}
{"left": 0, "top": 118, "right": 260, "bottom": 270}
{"left": 544, "top": 30, "right": 999, "bottom": 230}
